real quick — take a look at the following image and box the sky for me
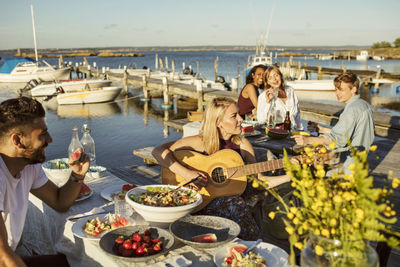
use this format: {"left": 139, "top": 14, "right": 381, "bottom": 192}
{"left": 0, "top": 0, "right": 399, "bottom": 49}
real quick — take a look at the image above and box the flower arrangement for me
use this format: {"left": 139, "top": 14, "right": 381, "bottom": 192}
{"left": 253, "top": 143, "right": 400, "bottom": 266}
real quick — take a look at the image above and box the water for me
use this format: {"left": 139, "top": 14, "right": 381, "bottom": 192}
{"left": 0, "top": 50, "right": 399, "bottom": 169}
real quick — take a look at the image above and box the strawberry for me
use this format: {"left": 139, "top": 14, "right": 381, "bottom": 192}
{"left": 136, "top": 246, "right": 145, "bottom": 256}
{"left": 132, "top": 233, "right": 141, "bottom": 242}
{"left": 122, "top": 240, "right": 132, "bottom": 250}
{"left": 225, "top": 257, "right": 233, "bottom": 264}
{"left": 122, "top": 184, "right": 136, "bottom": 192}
{"left": 115, "top": 236, "right": 124, "bottom": 244}
{"left": 131, "top": 242, "right": 139, "bottom": 251}
{"left": 151, "top": 238, "right": 159, "bottom": 244}
{"left": 143, "top": 236, "right": 150, "bottom": 244}
{"left": 153, "top": 244, "right": 162, "bottom": 252}
{"left": 144, "top": 229, "right": 151, "bottom": 236}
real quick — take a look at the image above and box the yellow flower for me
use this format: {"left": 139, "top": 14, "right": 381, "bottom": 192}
{"left": 321, "top": 229, "right": 330, "bottom": 238}
{"left": 285, "top": 226, "right": 295, "bottom": 235}
{"left": 329, "top": 218, "right": 337, "bottom": 227}
{"left": 287, "top": 212, "right": 295, "bottom": 220}
{"left": 268, "top": 211, "right": 276, "bottom": 220}
{"left": 333, "top": 195, "right": 343, "bottom": 204}
{"left": 290, "top": 207, "right": 298, "bottom": 214}
{"left": 389, "top": 170, "right": 393, "bottom": 176}
{"left": 315, "top": 245, "right": 324, "bottom": 256}
{"left": 392, "top": 178, "right": 400, "bottom": 189}
{"left": 320, "top": 146, "right": 327, "bottom": 154}
{"left": 316, "top": 169, "right": 326, "bottom": 178}
{"left": 355, "top": 208, "right": 364, "bottom": 220}
{"left": 348, "top": 163, "right": 355, "bottom": 172}
{"left": 328, "top": 142, "right": 337, "bottom": 150}
{"left": 314, "top": 229, "right": 321, "bottom": 236}
{"left": 294, "top": 242, "right": 304, "bottom": 250}
{"left": 343, "top": 192, "right": 355, "bottom": 201}
{"left": 252, "top": 180, "right": 259, "bottom": 188}
{"left": 369, "top": 145, "right": 377, "bottom": 151}
{"left": 304, "top": 146, "right": 312, "bottom": 154}
{"left": 331, "top": 228, "right": 336, "bottom": 235}
{"left": 293, "top": 217, "right": 300, "bottom": 225}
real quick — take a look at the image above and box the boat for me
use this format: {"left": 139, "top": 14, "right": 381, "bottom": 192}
{"left": 0, "top": 5, "right": 71, "bottom": 83}
{"left": 372, "top": 55, "right": 384, "bottom": 61}
{"left": 286, "top": 79, "right": 337, "bottom": 101}
{"left": 56, "top": 86, "right": 122, "bottom": 105}
{"left": 356, "top": 50, "right": 369, "bottom": 61}
{"left": 318, "top": 54, "right": 333, "bottom": 60}
{"left": 27, "top": 78, "right": 112, "bottom": 97}
{"left": 0, "top": 57, "right": 71, "bottom": 83}
{"left": 246, "top": 43, "right": 273, "bottom": 75}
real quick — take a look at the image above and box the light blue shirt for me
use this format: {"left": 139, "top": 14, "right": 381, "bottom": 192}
{"left": 323, "top": 95, "right": 375, "bottom": 172}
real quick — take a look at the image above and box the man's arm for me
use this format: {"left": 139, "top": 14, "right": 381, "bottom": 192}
{"left": 0, "top": 213, "right": 26, "bottom": 267}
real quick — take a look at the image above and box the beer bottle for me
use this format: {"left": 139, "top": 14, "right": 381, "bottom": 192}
{"left": 284, "top": 111, "right": 291, "bottom": 130}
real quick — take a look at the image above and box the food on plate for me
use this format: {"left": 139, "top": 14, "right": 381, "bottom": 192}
{"left": 83, "top": 214, "right": 130, "bottom": 237}
{"left": 129, "top": 186, "right": 198, "bottom": 207}
{"left": 78, "top": 183, "right": 92, "bottom": 198}
{"left": 241, "top": 125, "right": 254, "bottom": 134}
{"left": 291, "top": 130, "right": 311, "bottom": 136}
{"left": 191, "top": 233, "right": 217, "bottom": 243}
{"left": 112, "top": 184, "right": 137, "bottom": 199}
{"left": 265, "top": 127, "right": 289, "bottom": 139}
{"left": 114, "top": 228, "right": 164, "bottom": 257}
{"left": 224, "top": 244, "right": 267, "bottom": 266}
{"left": 50, "top": 159, "right": 69, "bottom": 169}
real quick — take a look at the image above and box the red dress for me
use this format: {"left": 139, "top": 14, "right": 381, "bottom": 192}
{"left": 238, "top": 85, "right": 259, "bottom": 119}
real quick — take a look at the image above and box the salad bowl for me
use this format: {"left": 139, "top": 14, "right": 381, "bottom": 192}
{"left": 125, "top": 185, "right": 202, "bottom": 224}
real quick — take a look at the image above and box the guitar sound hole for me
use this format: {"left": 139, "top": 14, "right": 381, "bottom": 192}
{"left": 211, "top": 167, "right": 226, "bottom": 183}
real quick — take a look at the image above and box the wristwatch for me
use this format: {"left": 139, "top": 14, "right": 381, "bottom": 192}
{"left": 70, "top": 173, "right": 84, "bottom": 183}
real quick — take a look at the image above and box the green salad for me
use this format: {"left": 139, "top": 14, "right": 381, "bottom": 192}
{"left": 130, "top": 186, "right": 198, "bottom": 207}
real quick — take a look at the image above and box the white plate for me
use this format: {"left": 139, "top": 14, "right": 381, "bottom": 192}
{"left": 72, "top": 213, "right": 110, "bottom": 240}
{"left": 75, "top": 187, "right": 93, "bottom": 202}
{"left": 241, "top": 130, "right": 261, "bottom": 137}
{"left": 100, "top": 184, "right": 126, "bottom": 201}
{"left": 213, "top": 240, "right": 289, "bottom": 267}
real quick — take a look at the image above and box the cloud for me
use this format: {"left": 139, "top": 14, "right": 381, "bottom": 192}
{"left": 104, "top": 24, "right": 118, "bottom": 30}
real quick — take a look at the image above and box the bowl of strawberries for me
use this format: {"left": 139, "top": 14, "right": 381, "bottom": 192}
{"left": 99, "top": 225, "right": 174, "bottom": 261}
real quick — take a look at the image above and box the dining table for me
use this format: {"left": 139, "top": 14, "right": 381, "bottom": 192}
{"left": 18, "top": 169, "right": 264, "bottom": 267}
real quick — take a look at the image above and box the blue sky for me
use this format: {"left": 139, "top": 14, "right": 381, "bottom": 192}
{"left": 0, "top": 0, "right": 399, "bottom": 49}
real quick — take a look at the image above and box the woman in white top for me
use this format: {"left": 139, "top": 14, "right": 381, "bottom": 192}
{"left": 257, "top": 66, "right": 303, "bottom": 130}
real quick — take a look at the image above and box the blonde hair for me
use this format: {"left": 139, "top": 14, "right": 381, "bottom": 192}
{"left": 264, "top": 66, "right": 285, "bottom": 91}
{"left": 200, "top": 97, "right": 242, "bottom": 155}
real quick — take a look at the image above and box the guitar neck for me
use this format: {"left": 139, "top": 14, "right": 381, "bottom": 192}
{"left": 227, "top": 156, "right": 299, "bottom": 178}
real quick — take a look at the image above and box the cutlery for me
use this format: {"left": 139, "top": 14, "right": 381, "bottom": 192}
{"left": 68, "top": 201, "right": 114, "bottom": 222}
{"left": 243, "top": 238, "right": 262, "bottom": 257}
{"left": 173, "top": 176, "right": 200, "bottom": 191}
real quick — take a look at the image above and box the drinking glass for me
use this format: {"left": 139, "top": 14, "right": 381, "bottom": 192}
{"left": 113, "top": 195, "right": 133, "bottom": 218}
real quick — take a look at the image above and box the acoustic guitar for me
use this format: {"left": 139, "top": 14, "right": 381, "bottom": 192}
{"left": 161, "top": 149, "right": 305, "bottom": 212}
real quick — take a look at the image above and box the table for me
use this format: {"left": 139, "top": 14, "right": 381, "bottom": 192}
{"left": 18, "top": 171, "right": 228, "bottom": 267}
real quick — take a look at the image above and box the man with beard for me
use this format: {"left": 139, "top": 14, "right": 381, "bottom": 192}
{"left": 0, "top": 97, "right": 90, "bottom": 267}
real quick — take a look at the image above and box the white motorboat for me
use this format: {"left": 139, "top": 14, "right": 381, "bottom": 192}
{"left": 287, "top": 79, "right": 336, "bottom": 101}
{"left": 246, "top": 49, "right": 273, "bottom": 75}
{"left": 356, "top": 50, "right": 369, "bottom": 61}
{"left": 0, "top": 57, "right": 71, "bottom": 83}
{"left": 56, "top": 86, "right": 122, "bottom": 105}
{"left": 28, "top": 78, "right": 112, "bottom": 97}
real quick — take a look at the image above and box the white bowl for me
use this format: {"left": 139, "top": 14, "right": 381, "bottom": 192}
{"left": 86, "top": 165, "right": 107, "bottom": 179}
{"left": 125, "top": 185, "right": 202, "bottom": 224}
{"left": 42, "top": 158, "right": 72, "bottom": 186}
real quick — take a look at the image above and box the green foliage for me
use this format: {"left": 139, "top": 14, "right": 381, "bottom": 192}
{"left": 371, "top": 41, "right": 392, "bottom": 49}
{"left": 394, "top": 38, "right": 400, "bottom": 48}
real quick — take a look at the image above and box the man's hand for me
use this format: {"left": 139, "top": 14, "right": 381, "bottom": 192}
{"left": 68, "top": 147, "right": 90, "bottom": 179}
{"left": 292, "top": 135, "right": 309, "bottom": 146}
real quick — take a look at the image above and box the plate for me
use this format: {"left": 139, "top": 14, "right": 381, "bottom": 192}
{"left": 71, "top": 213, "right": 110, "bottom": 241}
{"left": 75, "top": 187, "right": 93, "bottom": 202}
{"left": 241, "top": 130, "right": 261, "bottom": 137}
{"left": 99, "top": 225, "right": 174, "bottom": 262}
{"left": 242, "top": 120, "right": 259, "bottom": 126}
{"left": 101, "top": 184, "right": 126, "bottom": 201}
{"left": 214, "top": 240, "right": 289, "bottom": 267}
{"left": 170, "top": 215, "right": 240, "bottom": 249}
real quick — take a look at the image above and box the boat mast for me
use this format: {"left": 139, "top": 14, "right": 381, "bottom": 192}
{"left": 30, "top": 4, "right": 39, "bottom": 65}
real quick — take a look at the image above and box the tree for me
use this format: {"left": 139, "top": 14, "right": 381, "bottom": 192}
{"left": 371, "top": 41, "right": 392, "bottom": 49}
{"left": 394, "top": 38, "right": 400, "bottom": 48}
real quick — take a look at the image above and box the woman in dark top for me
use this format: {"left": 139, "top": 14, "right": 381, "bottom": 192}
{"left": 238, "top": 64, "right": 266, "bottom": 119}
{"left": 152, "top": 97, "right": 290, "bottom": 240}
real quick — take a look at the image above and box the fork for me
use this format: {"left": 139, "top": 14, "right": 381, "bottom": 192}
{"left": 173, "top": 176, "right": 200, "bottom": 191}
{"left": 68, "top": 201, "right": 114, "bottom": 222}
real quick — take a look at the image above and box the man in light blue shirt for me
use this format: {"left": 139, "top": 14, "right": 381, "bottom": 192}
{"left": 292, "top": 72, "right": 375, "bottom": 172}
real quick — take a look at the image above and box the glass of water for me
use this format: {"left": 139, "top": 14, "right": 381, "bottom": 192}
{"left": 113, "top": 195, "right": 133, "bottom": 218}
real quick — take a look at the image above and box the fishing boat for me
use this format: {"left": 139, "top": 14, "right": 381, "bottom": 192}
{"left": 356, "top": 50, "right": 369, "bottom": 61}
{"left": 0, "top": 5, "right": 71, "bottom": 83}
{"left": 246, "top": 42, "right": 274, "bottom": 75}
{"left": 0, "top": 57, "right": 71, "bottom": 83}
{"left": 56, "top": 86, "right": 122, "bottom": 105}
{"left": 28, "top": 78, "right": 112, "bottom": 97}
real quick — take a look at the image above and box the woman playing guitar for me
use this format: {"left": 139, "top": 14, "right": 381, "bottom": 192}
{"left": 152, "top": 97, "right": 291, "bottom": 240}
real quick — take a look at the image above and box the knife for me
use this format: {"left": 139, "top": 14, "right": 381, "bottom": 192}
{"left": 68, "top": 201, "right": 114, "bottom": 222}
{"left": 243, "top": 238, "right": 262, "bottom": 257}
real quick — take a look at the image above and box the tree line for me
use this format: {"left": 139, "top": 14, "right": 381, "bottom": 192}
{"left": 371, "top": 37, "right": 400, "bottom": 49}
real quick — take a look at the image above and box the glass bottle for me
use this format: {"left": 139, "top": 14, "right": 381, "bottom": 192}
{"left": 68, "top": 126, "right": 83, "bottom": 158}
{"left": 265, "top": 97, "right": 277, "bottom": 128}
{"left": 80, "top": 124, "right": 96, "bottom": 166}
{"left": 284, "top": 111, "right": 291, "bottom": 130}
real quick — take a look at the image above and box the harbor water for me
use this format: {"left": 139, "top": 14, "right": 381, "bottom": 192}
{"left": 0, "top": 50, "right": 399, "bottom": 169}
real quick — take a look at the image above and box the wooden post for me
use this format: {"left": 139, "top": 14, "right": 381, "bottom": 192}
{"left": 155, "top": 54, "right": 159, "bottom": 71}
{"left": 123, "top": 68, "right": 128, "bottom": 95}
{"left": 87, "top": 65, "right": 91, "bottom": 79}
{"left": 348, "top": 52, "right": 350, "bottom": 61}
{"left": 142, "top": 74, "right": 150, "bottom": 101}
{"left": 102, "top": 66, "right": 106, "bottom": 79}
{"left": 147, "top": 68, "right": 151, "bottom": 78}
{"left": 171, "top": 60, "right": 175, "bottom": 77}
{"left": 182, "top": 62, "right": 185, "bottom": 72}
{"left": 165, "top": 56, "right": 168, "bottom": 71}
{"left": 159, "top": 58, "right": 164, "bottom": 72}
{"left": 289, "top": 56, "right": 293, "bottom": 65}
{"left": 196, "top": 79, "right": 203, "bottom": 112}
{"left": 231, "top": 77, "right": 238, "bottom": 93}
{"left": 162, "top": 77, "right": 171, "bottom": 108}
{"left": 317, "top": 65, "right": 322, "bottom": 80}
{"left": 214, "top": 56, "right": 219, "bottom": 82}
{"left": 196, "top": 61, "right": 199, "bottom": 76}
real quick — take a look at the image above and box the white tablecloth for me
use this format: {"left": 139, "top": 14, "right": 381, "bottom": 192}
{"left": 19, "top": 172, "right": 220, "bottom": 267}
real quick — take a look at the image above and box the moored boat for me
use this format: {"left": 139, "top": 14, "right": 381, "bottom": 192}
{"left": 0, "top": 57, "right": 71, "bottom": 83}
{"left": 28, "top": 78, "right": 112, "bottom": 97}
{"left": 56, "top": 86, "right": 122, "bottom": 105}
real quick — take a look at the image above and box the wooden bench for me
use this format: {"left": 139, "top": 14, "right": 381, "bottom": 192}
{"left": 133, "top": 146, "right": 158, "bottom": 165}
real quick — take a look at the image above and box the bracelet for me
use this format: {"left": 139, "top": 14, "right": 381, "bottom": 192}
{"left": 70, "top": 173, "right": 84, "bottom": 183}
